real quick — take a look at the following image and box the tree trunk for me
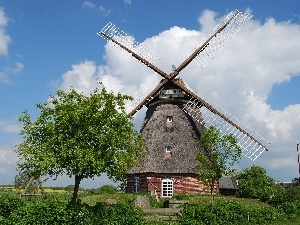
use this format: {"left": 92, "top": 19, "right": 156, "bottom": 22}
{"left": 71, "top": 175, "right": 82, "bottom": 205}
{"left": 210, "top": 179, "right": 215, "bottom": 212}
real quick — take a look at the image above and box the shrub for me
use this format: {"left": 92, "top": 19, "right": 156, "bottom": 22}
{"left": 89, "top": 202, "right": 145, "bottom": 225}
{"left": 7, "top": 200, "right": 145, "bottom": 225}
{"left": 279, "top": 201, "right": 300, "bottom": 221}
{"left": 97, "top": 185, "right": 118, "bottom": 194}
{"left": 0, "top": 193, "right": 24, "bottom": 218}
{"left": 9, "top": 200, "right": 91, "bottom": 225}
{"left": 245, "top": 205, "right": 279, "bottom": 224}
{"left": 236, "top": 165, "right": 276, "bottom": 202}
{"left": 214, "top": 201, "right": 247, "bottom": 224}
{"left": 178, "top": 204, "right": 216, "bottom": 225}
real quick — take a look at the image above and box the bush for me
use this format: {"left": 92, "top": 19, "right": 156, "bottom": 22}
{"left": 0, "top": 193, "right": 25, "bottom": 218}
{"left": 178, "top": 200, "right": 286, "bottom": 225}
{"left": 214, "top": 201, "right": 247, "bottom": 224}
{"left": 236, "top": 165, "right": 275, "bottom": 202}
{"left": 4, "top": 198, "right": 145, "bottom": 225}
{"left": 279, "top": 201, "right": 300, "bottom": 221}
{"left": 179, "top": 204, "right": 216, "bottom": 225}
{"left": 245, "top": 205, "right": 279, "bottom": 224}
{"left": 90, "top": 202, "right": 145, "bottom": 225}
{"left": 9, "top": 199, "right": 92, "bottom": 225}
{"left": 270, "top": 184, "right": 300, "bottom": 205}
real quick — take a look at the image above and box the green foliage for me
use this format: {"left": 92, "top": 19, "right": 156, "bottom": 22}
{"left": 179, "top": 204, "right": 216, "bottom": 225}
{"left": 16, "top": 85, "right": 146, "bottom": 204}
{"left": 279, "top": 201, "right": 300, "bottom": 221}
{"left": 174, "top": 194, "right": 190, "bottom": 201}
{"left": 89, "top": 202, "right": 145, "bottom": 225}
{"left": 245, "top": 205, "right": 279, "bottom": 224}
{"left": 0, "top": 193, "right": 25, "bottom": 218}
{"left": 2, "top": 192, "right": 300, "bottom": 224}
{"left": 282, "top": 185, "right": 300, "bottom": 202}
{"left": 236, "top": 165, "right": 276, "bottom": 202}
{"left": 179, "top": 201, "right": 282, "bottom": 225}
{"left": 214, "top": 201, "right": 247, "bottom": 224}
{"left": 147, "top": 222, "right": 179, "bottom": 225}
{"left": 64, "top": 185, "right": 75, "bottom": 193}
{"left": 9, "top": 200, "right": 91, "bottom": 225}
{"left": 269, "top": 183, "right": 300, "bottom": 206}
{"left": 81, "top": 193, "right": 136, "bottom": 206}
{"left": 197, "top": 126, "right": 241, "bottom": 188}
{"left": 197, "top": 126, "right": 241, "bottom": 210}
{"left": 97, "top": 184, "right": 118, "bottom": 194}
{"left": 85, "top": 185, "right": 118, "bottom": 196}
{"left": 1, "top": 195, "right": 145, "bottom": 225}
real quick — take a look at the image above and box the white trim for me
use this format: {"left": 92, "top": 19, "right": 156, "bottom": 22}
{"left": 162, "top": 179, "right": 173, "bottom": 198}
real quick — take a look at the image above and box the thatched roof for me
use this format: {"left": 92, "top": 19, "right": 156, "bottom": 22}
{"left": 127, "top": 81, "right": 206, "bottom": 174}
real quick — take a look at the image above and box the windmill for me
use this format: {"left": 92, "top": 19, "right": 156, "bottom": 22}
{"left": 98, "top": 10, "right": 270, "bottom": 198}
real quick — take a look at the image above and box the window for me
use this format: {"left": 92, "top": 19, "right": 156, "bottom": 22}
{"left": 165, "top": 146, "right": 172, "bottom": 153}
{"left": 166, "top": 116, "right": 173, "bottom": 122}
{"left": 162, "top": 179, "right": 173, "bottom": 198}
{"left": 134, "top": 177, "right": 140, "bottom": 193}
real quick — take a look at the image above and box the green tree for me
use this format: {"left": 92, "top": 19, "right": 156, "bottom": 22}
{"left": 16, "top": 85, "right": 145, "bottom": 204}
{"left": 197, "top": 126, "right": 242, "bottom": 208}
{"left": 97, "top": 184, "right": 118, "bottom": 194}
{"left": 236, "top": 165, "right": 275, "bottom": 202}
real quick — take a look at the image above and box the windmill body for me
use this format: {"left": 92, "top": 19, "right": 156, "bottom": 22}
{"left": 98, "top": 10, "right": 269, "bottom": 198}
{"left": 126, "top": 79, "right": 215, "bottom": 197}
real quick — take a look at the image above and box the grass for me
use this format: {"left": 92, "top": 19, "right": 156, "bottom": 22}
{"left": 187, "top": 194, "right": 266, "bottom": 207}
{"left": 82, "top": 192, "right": 137, "bottom": 205}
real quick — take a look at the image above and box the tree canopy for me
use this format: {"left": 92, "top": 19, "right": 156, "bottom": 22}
{"left": 236, "top": 165, "right": 276, "bottom": 202}
{"left": 16, "top": 86, "right": 145, "bottom": 204}
{"left": 197, "top": 126, "right": 242, "bottom": 207}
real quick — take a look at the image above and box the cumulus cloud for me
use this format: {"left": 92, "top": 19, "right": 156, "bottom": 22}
{"left": 0, "top": 62, "right": 24, "bottom": 83}
{"left": 0, "top": 7, "right": 10, "bottom": 55}
{"left": 0, "top": 147, "right": 18, "bottom": 179}
{"left": 56, "top": 10, "right": 300, "bottom": 181}
{"left": 0, "top": 121, "right": 22, "bottom": 133}
{"left": 82, "top": 1, "right": 111, "bottom": 17}
{"left": 0, "top": 8, "right": 23, "bottom": 83}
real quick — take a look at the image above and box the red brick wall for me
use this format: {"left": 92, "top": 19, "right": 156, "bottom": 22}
{"left": 126, "top": 174, "right": 218, "bottom": 197}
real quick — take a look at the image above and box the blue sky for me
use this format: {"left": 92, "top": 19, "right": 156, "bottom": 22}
{"left": 0, "top": 0, "right": 299, "bottom": 188}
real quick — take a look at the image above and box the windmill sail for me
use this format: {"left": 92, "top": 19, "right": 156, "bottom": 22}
{"left": 97, "top": 9, "right": 269, "bottom": 161}
{"left": 98, "top": 22, "right": 159, "bottom": 64}
{"left": 182, "top": 94, "right": 269, "bottom": 161}
{"left": 190, "top": 10, "right": 252, "bottom": 69}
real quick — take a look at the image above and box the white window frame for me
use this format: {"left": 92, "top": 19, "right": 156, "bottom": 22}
{"left": 162, "top": 179, "right": 173, "bottom": 198}
{"left": 165, "top": 146, "right": 172, "bottom": 153}
{"left": 134, "top": 177, "right": 140, "bottom": 193}
{"left": 166, "top": 116, "right": 173, "bottom": 123}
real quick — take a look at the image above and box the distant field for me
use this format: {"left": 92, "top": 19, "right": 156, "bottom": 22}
{"left": 0, "top": 186, "right": 66, "bottom": 193}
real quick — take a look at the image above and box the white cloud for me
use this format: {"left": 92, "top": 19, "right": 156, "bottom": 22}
{"left": 0, "top": 148, "right": 18, "bottom": 174}
{"left": 82, "top": 1, "right": 111, "bottom": 17}
{"left": 58, "top": 60, "right": 100, "bottom": 94}
{"left": 57, "top": 10, "right": 300, "bottom": 182}
{"left": 123, "top": 0, "right": 132, "bottom": 6}
{"left": 0, "top": 8, "right": 23, "bottom": 83}
{"left": 8, "top": 62, "right": 24, "bottom": 74}
{"left": 0, "top": 62, "right": 24, "bottom": 83}
{"left": 0, "top": 7, "right": 10, "bottom": 55}
{"left": 0, "top": 121, "right": 22, "bottom": 133}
